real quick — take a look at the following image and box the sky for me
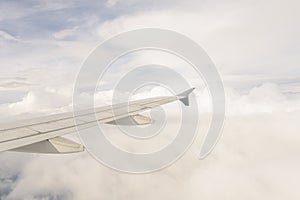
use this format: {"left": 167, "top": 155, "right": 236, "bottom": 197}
{"left": 0, "top": 0, "right": 300, "bottom": 199}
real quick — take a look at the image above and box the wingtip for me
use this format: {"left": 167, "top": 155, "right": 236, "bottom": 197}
{"left": 177, "top": 88, "right": 195, "bottom": 106}
{"left": 177, "top": 88, "right": 196, "bottom": 98}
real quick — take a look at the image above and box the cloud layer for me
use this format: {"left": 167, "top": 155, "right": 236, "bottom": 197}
{"left": 1, "top": 110, "right": 300, "bottom": 200}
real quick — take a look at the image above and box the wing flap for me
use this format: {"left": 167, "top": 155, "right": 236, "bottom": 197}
{"left": 106, "top": 114, "right": 153, "bottom": 125}
{"left": 132, "top": 114, "right": 153, "bottom": 125}
{"left": 10, "top": 136, "right": 84, "bottom": 154}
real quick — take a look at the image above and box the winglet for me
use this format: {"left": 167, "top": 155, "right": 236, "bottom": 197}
{"left": 177, "top": 88, "right": 195, "bottom": 106}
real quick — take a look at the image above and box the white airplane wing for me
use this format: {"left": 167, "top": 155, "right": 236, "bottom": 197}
{"left": 0, "top": 88, "right": 195, "bottom": 154}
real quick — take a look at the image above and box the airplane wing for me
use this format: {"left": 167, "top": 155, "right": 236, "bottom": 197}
{"left": 0, "top": 88, "right": 195, "bottom": 154}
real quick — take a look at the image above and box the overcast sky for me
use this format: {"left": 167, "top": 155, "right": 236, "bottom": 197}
{"left": 0, "top": 0, "right": 300, "bottom": 199}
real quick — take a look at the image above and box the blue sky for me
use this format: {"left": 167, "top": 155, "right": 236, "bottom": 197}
{"left": 0, "top": 0, "right": 177, "bottom": 40}
{"left": 0, "top": 0, "right": 299, "bottom": 91}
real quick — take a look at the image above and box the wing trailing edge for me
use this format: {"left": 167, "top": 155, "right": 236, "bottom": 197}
{"left": 10, "top": 136, "right": 84, "bottom": 154}
{"left": 106, "top": 114, "right": 153, "bottom": 126}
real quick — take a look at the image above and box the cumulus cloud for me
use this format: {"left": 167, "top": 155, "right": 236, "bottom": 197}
{"left": 0, "top": 81, "right": 300, "bottom": 199}
{"left": 0, "top": 86, "right": 73, "bottom": 122}
{"left": 1, "top": 109, "right": 300, "bottom": 200}
{"left": 1, "top": 87, "right": 300, "bottom": 200}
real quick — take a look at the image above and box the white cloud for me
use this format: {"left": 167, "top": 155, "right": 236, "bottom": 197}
{"left": 0, "top": 86, "right": 73, "bottom": 121}
{"left": 52, "top": 27, "right": 78, "bottom": 40}
{"left": 2, "top": 110, "right": 300, "bottom": 200}
{"left": 226, "top": 83, "right": 300, "bottom": 114}
{"left": 96, "top": 0, "right": 300, "bottom": 80}
{"left": 105, "top": 0, "right": 119, "bottom": 8}
{"left": 0, "top": 31, "right": 18, "bottom": 42}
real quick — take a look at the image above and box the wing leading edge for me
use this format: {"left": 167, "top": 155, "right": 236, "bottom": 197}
{"left": 0, "top": 88, "right": 195, "bottom": 154}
